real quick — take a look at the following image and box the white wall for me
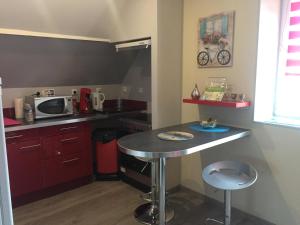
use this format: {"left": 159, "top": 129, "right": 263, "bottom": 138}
{"left": 0, "top": 0, "right": 115, "bottom": 40}
{"left": 181, "top": 0, "right": 300, "bottom": 225}
{"left": 154, "top": 0, "right": 183, "bottom": 189}
{"left": 104, "top": 0, "right": 156, "bottom": 42}
{"left": 0, "top": 0, "right": 155, "bottom": 42}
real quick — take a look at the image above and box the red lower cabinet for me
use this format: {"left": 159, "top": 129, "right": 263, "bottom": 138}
{"left": 6, "top": 122, "right": 93, "bottom": 201}
{"left": 7, "top": 139, "right": 43, "bottom": 197}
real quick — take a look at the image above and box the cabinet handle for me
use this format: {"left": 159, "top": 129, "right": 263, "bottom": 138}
{"left": 60, "top": 137, "right": 79, "bottom": 143}
{"left": 60, "top": 126, "right": 78, "bottom": 131}
{"left": 63, "top": 157, "right": 80, "bottom": 164}
{"left": 19, "top": 144, "right": 41, "bottom": 151}
{"left": 6, "top": 135, "right": 23, "bottom": 140}
{"left": 56, "top": 151, "right": 62, "bottom": 156}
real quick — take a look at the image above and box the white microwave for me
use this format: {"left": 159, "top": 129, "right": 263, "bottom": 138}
{"left": 25, "top": 96, "right": 73, "bottom": 119}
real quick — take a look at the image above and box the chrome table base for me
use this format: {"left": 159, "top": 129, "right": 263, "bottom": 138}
{"left": 134, "top": 202, "right": 174, "bottom": 225}
{"left": 134, "top": 158, "right": 171, "bottom": 225}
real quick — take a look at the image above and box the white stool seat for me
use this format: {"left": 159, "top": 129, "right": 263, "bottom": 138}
{"left": 202, "top": 161, "right": 258, "bottom": 225}
{"left": 202, "top": 161, "right": 257, "bottom": 191}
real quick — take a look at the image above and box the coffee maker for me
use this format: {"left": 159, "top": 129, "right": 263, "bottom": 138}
{"left": 79, "top": 88, "right": 92, "bottom": 113}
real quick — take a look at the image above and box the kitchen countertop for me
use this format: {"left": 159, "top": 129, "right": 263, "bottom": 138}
{"left": 118, "top": 121, "right": 250, "bottom": 158}
{"left": 5, "top": 110, "right": 148, "bottom": 132}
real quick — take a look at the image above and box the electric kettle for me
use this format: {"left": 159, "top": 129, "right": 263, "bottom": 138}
{"left": 92, "top": 91, "right": 105, "bottom": 111}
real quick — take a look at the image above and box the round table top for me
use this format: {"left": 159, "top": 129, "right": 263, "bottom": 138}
{"left": 117, "top": 121, "right": 250, "bottom": 159}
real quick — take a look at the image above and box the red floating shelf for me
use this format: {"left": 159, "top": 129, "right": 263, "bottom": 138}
{"left": 182, "top": 98, "right": 251, "bottom": 108}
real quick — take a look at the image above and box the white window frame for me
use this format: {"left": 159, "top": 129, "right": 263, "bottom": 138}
{"left": 254, "top": 0, "right": 300, "bottom": 127}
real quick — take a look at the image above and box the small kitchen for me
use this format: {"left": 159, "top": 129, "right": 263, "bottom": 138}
{"left": 0, "top": 1, "right": 297, "bottom": 225}
{"left": 2, "top": 34, "right": 153, "bottom": 205}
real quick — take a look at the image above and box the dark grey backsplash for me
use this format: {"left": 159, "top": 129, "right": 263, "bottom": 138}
{"left": 120, "top": 48, "right": 151, "bottom": 101}
{"left": 0, "top": 34, "right": 122, "bottom": 88}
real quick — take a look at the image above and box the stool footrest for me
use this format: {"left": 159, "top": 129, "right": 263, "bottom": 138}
{"left": 205, "top": 218, "right": 224, "bottom": 225}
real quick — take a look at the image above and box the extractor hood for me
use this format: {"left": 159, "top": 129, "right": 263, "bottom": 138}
{"left": 115, "top": 38, "right": 151, "bottom": 52}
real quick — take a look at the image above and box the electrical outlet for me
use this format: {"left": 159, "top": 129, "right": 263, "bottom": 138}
{"left": 41, "top": 89, "right": 55, "bottom": 97}
{"left": 122, "top": 86, "right": 128, "bottom": 93}
{"left": 71, "top": 89, "right": 78, "bottom": 95}
{"left": 96, "top": 87, "right": 102, "bottom": 93}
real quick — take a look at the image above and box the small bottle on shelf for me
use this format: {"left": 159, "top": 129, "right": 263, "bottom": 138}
{"left": 191, "top": 84, "right": 201, "bottom": 100}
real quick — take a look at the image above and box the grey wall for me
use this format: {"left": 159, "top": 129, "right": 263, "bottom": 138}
{"left": 0, "top": 34, "right": 122, "bottom": 88}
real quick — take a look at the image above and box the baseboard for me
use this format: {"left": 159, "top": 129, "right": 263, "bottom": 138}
{"left": 12, "top": 176, "right": 93, "bottom": 208}
{"left": 178, "top": 185, "right": 275, "bottom": 225}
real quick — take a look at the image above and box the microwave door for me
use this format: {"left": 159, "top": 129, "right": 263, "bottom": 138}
{"left": 36, "top": 98, "right": 65, "bottom": 119}
{"left": 64, "top": 97, "right": 69, "bottom": 113}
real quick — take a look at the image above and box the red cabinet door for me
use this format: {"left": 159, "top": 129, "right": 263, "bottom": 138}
{"left": 7, "top": 138, "right": 43, "bottom": 197}
{"left": 42, "top": 136, "right": 62, "bottom": 187}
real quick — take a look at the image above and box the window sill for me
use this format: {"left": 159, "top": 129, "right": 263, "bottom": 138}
{"left": 254, "top": 117, "right": 300, "bottom": 129}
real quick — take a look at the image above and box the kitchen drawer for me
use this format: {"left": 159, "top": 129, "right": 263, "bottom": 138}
{"left": 60, "top": 132, "right": 84, "bottom": 156}
{"left": 40, "top": 122, "right": 87, "bottom": 136}
{"left": 5, "top": 129, "right": 40, "bottom": 144}
{"left": 60, "top": 152, "right": 86, "bottom": 183}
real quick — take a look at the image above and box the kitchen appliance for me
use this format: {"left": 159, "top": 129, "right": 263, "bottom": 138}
{"left": 25, "top": 96, "right": 73, "bottom": 119}
{"left": 92, "top": 91, "right": 105, "bottom": 111}
{"left": 118, "top": 113, "right": 152, "bottom": 191}
{"left": 0, "top": 77, "right": 14, "bottom": 225}
{"left": 79, "top": 88, "right": 92, "bottom": 113}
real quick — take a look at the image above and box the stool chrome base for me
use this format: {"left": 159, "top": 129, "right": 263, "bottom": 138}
{"left": 134, "top": 202, "right": 174, "bottom": 225}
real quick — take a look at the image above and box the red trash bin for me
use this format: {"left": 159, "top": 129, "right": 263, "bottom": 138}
{"left": 93, "top": 129, "right": 119, "bottom": 178}
{"left": 96, "top": 139, "right": 118, "bottom": 174}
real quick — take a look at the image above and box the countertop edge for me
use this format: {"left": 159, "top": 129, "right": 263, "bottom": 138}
{"left": 118, "top": 129, "right": 251, "bottom": 159}
{"left": 5, "top": 110, "right": 145, "bottom": 132}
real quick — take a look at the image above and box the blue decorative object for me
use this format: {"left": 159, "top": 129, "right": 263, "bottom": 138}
{"left": 189, "top": 124, "right": 230, "bottom": 133}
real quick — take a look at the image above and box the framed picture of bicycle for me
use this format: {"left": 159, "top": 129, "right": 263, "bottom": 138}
{"left": 197, "top": 11, "right": 235, "bottom": 68}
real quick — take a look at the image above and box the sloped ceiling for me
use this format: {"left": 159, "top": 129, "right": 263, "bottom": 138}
{"left": 0, "top": 0, "right": 155, "bottom": 42}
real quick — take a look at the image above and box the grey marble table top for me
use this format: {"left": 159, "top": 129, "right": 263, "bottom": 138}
{"left": 118, "top": 121, "right": 250, "bottom": 159}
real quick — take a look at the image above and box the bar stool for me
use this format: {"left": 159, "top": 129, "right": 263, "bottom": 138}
{"left": 134, "top": 158, "right": 174, "bottom": 225}
{"left": 202, "top": 161, "right": 258, "bottom": 225}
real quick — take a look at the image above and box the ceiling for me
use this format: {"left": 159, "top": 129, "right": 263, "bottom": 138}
{"left": 0, "top": 0, "right": 154, "bottom": 41}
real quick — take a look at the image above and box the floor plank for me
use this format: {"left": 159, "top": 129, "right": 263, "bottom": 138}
{"left": 13, "top": 181, "right": 273, "bottom": 225}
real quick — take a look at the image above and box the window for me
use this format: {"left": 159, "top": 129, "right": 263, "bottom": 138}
{"left": 254, "top": 0, "right": 300, "bottom": 127}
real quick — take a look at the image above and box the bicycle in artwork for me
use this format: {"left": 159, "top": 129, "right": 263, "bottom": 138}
{"left": 197, "top": 11, "right": 235, "bottom": 68}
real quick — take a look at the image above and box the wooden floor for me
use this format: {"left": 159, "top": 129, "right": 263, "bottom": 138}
{"left": 13, "top": 181, "right": 142, "bottom": 225}
{"left": 13, "top": 181, "right": 273, "bottom": 225}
